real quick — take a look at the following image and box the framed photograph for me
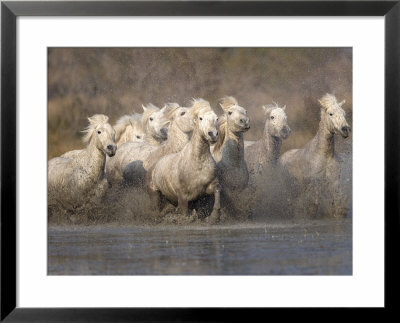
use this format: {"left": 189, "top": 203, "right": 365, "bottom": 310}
{"left": 1, "top": 0, "right": 398, "bottom": 321}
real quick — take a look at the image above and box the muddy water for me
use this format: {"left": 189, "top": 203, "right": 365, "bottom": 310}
{"left": 48, "top": 218, "right": 352, "bottom": 275}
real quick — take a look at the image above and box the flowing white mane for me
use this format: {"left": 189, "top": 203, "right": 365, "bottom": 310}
{"left": 163, "top": 103, "right": 181, "bottom": 120}
{"left": 318, "top": 93, "right": 344, "bottom": 110}
{"left": 114, "top": 113, "right": 142, "bottom": 142}
{"left": 82, "top": 114, "right": 109, "bottom": 143}
{"left": 219, "top": 96, "right": 238, "bottom": 111}
{"left": 264, "top": 101, "right": 280, "bottom": 110}
{"left": 212, "top": 115, "right": 228, "bottom": 152}
{"left": 191, "top": 98, "right": 212, "bottom": 117}
{"left": 115, "top": 113, "right": 141, "bottom": 127}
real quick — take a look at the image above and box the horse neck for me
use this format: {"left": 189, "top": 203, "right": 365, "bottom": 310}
{"left": 219, "top": 122, "right": 244, "bottom": 165}
{"left": 81, "top": 140, "right": 107, "bottom": 180}
{"left": 312, "top": 117, "right": 335, "bottom": 158}
{"left": 145, "top": 134, "right": 162, "bottom": 145}
{"left": 189, "top": 125, "right": 212, "bottom": 161}
{"left": 115, "top": 124, "right": 126, "bottom": 143}
{"left": 165, "top": 121, "right": 190, "bottom": 152}
{"left": 116, "top": 129, "right": 127, "bottom": 146}
{"left": 259, "top": 121, "right": 282, "bottom": 165}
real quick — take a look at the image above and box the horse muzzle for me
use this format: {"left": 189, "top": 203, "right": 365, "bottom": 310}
{"left": 207, "top": 131, "right": 219, "bottom": 143}
{"left": 281, "top": 126, "right": 291, "bottom": 139}
{"left": 106, "top": 144, "right": 117, "bottom": 157}
{"left": 340, "top": 126, "right": 351, "bottom": 138}
{"left": 159, "top": 126, "right": 169, "bottom": 139}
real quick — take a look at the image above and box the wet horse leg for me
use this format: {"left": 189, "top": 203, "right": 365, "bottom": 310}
{"left": 178, "top": 194, "right": 189, "bottom": 217}
{"left": 147, "top": 187, "right": 163, "bottom": 215}
{"left": 207, "top": 181, "right": 221, "bottom": 224}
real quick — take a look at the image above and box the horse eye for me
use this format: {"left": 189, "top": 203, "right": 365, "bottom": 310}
{"left": 271, "top": 116, "right": 274, "bottom": 120}
{"left": 150, "top": 117, "right": 154, "bottom": 121}
{"left": 180, "top": 112, "right": 186, "bottom": 116}
{"left": 329, "top": 113, "right": 333, "bottom": 116}
{"left": 97, "top": 130, "right": 101, "bottom": 134}
{"left": 228, "top": 111, "right": 232, "bottom": 115}
{"left": 199, "top": 117, "right": 203, "bottom": 121}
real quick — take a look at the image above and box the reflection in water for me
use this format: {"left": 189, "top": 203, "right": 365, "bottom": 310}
{"left": 48, "top": 219, "right": 352, "bottom": 275}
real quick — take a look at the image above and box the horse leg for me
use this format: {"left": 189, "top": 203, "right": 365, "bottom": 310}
{"left": 148, "top": 188, "right": 162, "bottom": 215}
{"left": 207, "top": 181, "right": 221, "bottom": 224}
{"left": 160, "top": 201, "right": 176, "bottom": 216}
{"left": 93, "top": 178, "right": 108, "bottom": 206}
{"left": 177, "top": 194, "right": 189, "bottom": 217}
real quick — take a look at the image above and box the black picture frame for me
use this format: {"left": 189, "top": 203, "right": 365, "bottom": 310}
{"left": 1, "top": 1, "right": 399, "bottom": 321}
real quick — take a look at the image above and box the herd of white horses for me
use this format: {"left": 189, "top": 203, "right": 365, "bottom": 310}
{"left": 48, "top": 93, "right": 352, "bottom": 223}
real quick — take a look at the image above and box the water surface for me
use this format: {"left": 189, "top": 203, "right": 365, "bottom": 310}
{"left": 48, "top": 218, "right": 352, "bottom": 275}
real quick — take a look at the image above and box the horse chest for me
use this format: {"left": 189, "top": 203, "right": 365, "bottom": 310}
{"left": 72, "top": 166, "right": 103, "bottom": 193}
{"left": 180, "top": 158, "right": 216, "bottom": 198}
{"left": 218, "top": 162, "right": 248, "bottom": 190}
{"left": 292, "top": 154, "right": 340, "bottom": 186}
{"left": 325, "top": 157, "right": 340, "bottom": 180}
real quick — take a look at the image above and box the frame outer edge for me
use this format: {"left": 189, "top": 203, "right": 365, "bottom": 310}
{"left": 2, "top": 1, "right": 399, "bottom": 17}
{"left": 385, "top": 1, "right": 400, "bottom": 311}
{"left": 0, "top": 0, "right": 398, "bottom": 321}
{"left": 1, "top": 1, "right": 17, "bottom": 321}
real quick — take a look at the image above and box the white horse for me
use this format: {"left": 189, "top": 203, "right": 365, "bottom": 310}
{"left": 105, "top": 103, "right": 170, "bottom": 185}
{"left": 114, "top": 113, "right": 145, "bottom": 145}
{"left": 148, "top": 99, "right": 221, "bottom": 223}
{"left": 141, "top": 103, "right": 170, "bottom": 145}
{"left": 48, "top": 114, "right": 117, "bottom": 215}
{"left": 245, "top": 102, "right": 291, "bottom": 182}
{"left": 143, "top": 103, "right": 195, "bottom": 169}
{"left": 61, "top": 113, "right": 145, "bottom": 160}
{"left": 212, "top": 96, "right": 250, "bottom": 219}
{"left": 243, "top": 102, "right": 291, "bottom": 219}
{"left": 280, "top": 93, "right": 351, "bottom": 218}
{"left": 121, "top": 102, "right": 196, "bottom": 186}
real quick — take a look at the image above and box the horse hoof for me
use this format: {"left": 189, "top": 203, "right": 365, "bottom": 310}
{"left": 190, "top": 209, "right": 198, "bottom": 220}
{"left": 207, "top": 210, "right": 220, "bottom": 225}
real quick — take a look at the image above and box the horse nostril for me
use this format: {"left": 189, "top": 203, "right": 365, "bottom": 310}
{"left": 208, "top": 131, "right": 213, "bottom": 137}
{"left": 240, "top": 119, "right": 244, "bottom": 123}
{"left": 107, "top": 145, "right": 114, "bottom": 150}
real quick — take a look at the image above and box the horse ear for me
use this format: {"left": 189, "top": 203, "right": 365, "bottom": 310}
{"left": 318, "top": 99, "right": 327, "bottom": 109}
{"left": 219, "top": 103, "right": 228, "bottom": 112}
{"left": 262, "top": 105, "right": 273, "bottom": 116}
{"left": 161, "top": 104, "right": 174, "bottom": 115}
{"left": 88, "top": 116, "right": 102, "bottom": 125}
{"left": 142, "top": 104, "right": 147, "bottom": 112}
{"left": 219, "top": 96, "right": 237, "bottom": 111}
{"left": 282, "top": 105, "right": 286, "bottom": 111}
{"left": 338, "top": 100, "right": 346, "bottom": 107}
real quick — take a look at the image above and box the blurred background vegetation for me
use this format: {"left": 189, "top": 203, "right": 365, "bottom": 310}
{"left": 48, "top": 48, "right": 352, "bottom": 159}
